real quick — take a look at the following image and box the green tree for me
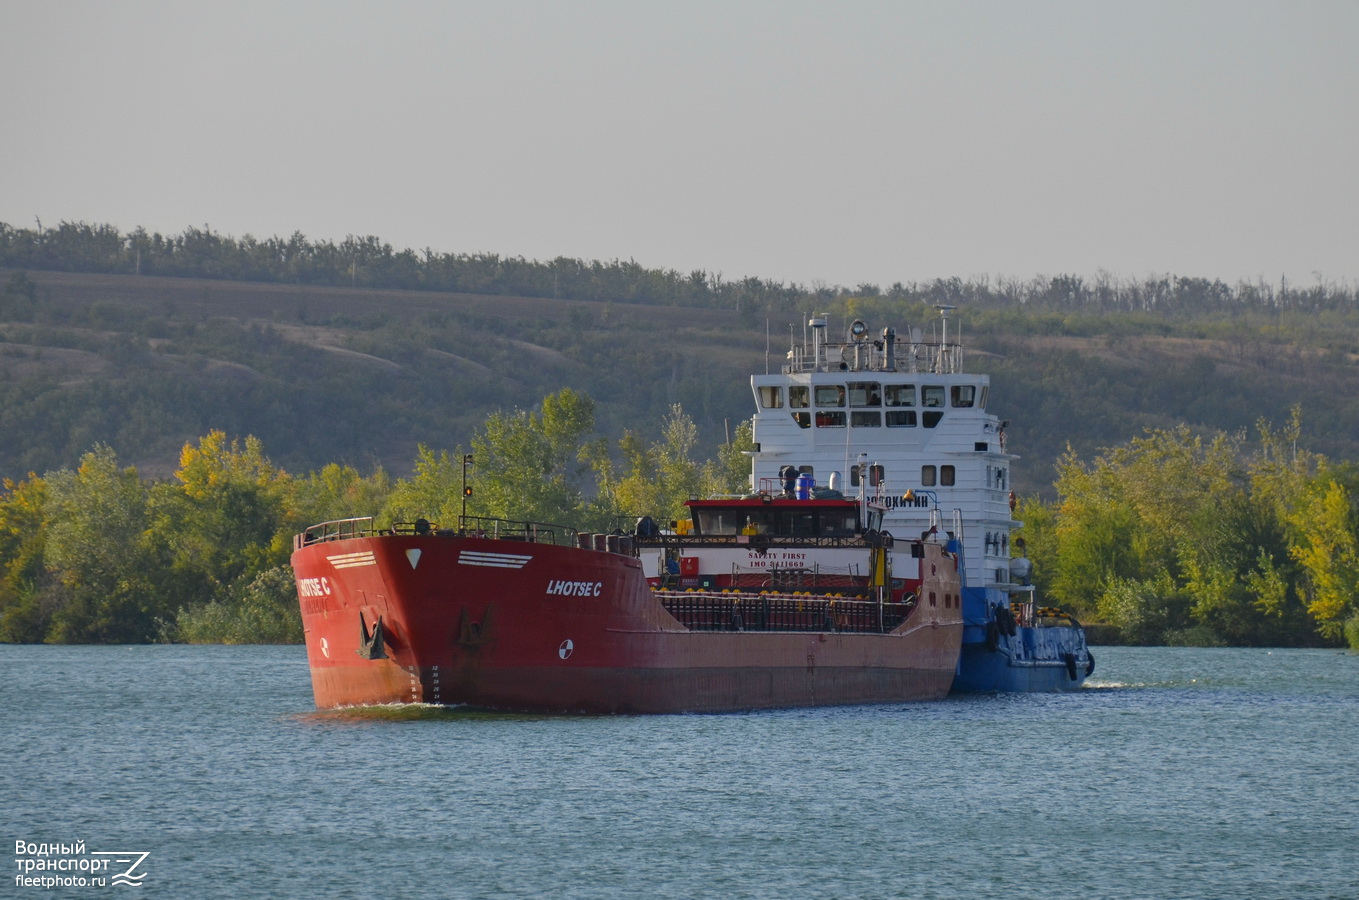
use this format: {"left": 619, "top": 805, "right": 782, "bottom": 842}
{"left": 594, "top": 404, "right": 739, "bottom": 525}
{"left": 0, "top": 473, "right": 52, "bottom": 641}
{"left": 151, "top": 431, "right": 324, "bottom": 643}
{"left": 1047, "top": 415, "right": 1346, "bottom": 645}
{"left": 1050, "top": 426, "right": 1250, "bottom": 642}
{"left": 467, "top": 388, "right": 598, "bottom": 526}
{"left": 294, "top": 462, "right": 392, "bottom": 525}
{"left": 1048, "top": 443, "right": 1141, "bottom": 622}
{"left": 381, "top": 390, "right": 600, "bottom": 529}
{"left": 715, "top": 418, "right": 757, "bottom": 495}
{"left": 42, "top": 445, "right": 163, "bottom": 642}
{"left": 170, "top": 565, "right": 301, "bottom": 644}
{"left": 380, "top": 445, "right": 464, "bottom": 526}
{"left": 156, "top": 430, "right": 293, "bottom": 587}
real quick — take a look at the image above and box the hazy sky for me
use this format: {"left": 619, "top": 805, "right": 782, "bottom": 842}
{"left": 2, "top": 1, "right": 1355, "bottom": 290}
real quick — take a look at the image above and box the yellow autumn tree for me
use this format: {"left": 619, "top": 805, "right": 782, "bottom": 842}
{"left": 159, "top": 431, "right": 293, "bottom": 588}
{"left": 1287, "top": 476, "right": 1359, "bottom": 640}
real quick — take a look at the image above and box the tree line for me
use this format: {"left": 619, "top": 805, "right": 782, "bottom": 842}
{"left": 2, "top": 386, "right": 1354, "bottom": 648}
{"left": 1017, "top": 410, "right": 1359, "bottom": 649}
{"left": 4, "top": 220, "right": 1355, "bottom": 315}
{"left": 0, "top": 389, "right": 751, "bottom": 644}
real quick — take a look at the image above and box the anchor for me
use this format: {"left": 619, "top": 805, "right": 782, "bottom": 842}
{"left": 456, "top": 606, "right": 492, "bottom": 647}
{"left": 357, "top": 610, "right": 387, "bottom": 659}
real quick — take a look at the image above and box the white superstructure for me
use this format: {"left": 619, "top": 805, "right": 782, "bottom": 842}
{"left": 747, "top": 311, "right": 1019, "bottom": 602}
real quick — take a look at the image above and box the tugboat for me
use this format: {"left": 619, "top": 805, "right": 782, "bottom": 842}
{"left": 745, "top": 310, "right": 1092, "bottom": 691}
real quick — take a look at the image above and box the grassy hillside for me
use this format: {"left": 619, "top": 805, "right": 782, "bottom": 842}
{"left": 975, "top": 320, "right": 1359, "bottom": 490}
{"left": 0, "top": 268, "right": 760, "bottom": 481}
{"left": 3, "top": 268, "right": 1357, "bottom": 494}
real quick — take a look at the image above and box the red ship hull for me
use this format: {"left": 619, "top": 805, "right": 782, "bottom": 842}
{"left": 292, "top": 532, "right": 962, "bottom": 714}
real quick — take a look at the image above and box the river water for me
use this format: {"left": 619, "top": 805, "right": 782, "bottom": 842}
{"left": 3, "top": 645, "right": 1355, "bottom": 899}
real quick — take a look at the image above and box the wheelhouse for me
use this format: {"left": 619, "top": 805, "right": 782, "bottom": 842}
{"left": 687, "top": 498, "right": 863, "bottom": 539}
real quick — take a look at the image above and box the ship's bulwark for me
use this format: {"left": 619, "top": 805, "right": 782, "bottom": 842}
{"left": 293, "top": 534, "right": 962, "bottom": 714}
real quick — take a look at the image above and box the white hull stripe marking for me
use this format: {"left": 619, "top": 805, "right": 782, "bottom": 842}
{"left": 327, "top": 551, "right": 376, "bottom": 569}
{"left": 458, "top": 550, "right": 533, "bottom": 569}
{"left": 406, "top": 548, "right": 422, "bottom": 569}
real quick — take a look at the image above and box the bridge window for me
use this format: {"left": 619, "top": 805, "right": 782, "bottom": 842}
{"left": 758, "top": 386, "right": 784, "bottom": 408}
{"left": 851, "top": 411, "right": 881, "bottom": 427}
{"left": 920, "top": 465, "right": 953, "bottom": 486}
{"left": 822, "top": 511, "right": 857, "bottom": 536}
{"left": 922, "top": 386, "right": 945, "bottom": 408}
{"left": 951, "top": 385, "right": 975, "bottom": 408}
{"left": 791, "top": 412, "right": 811, "bottom": 429}
{"left": 884, "top": 384, "right": 915, "bottom": 407}
{"left": 922, "top": 411, "right": 944, "bottom": 428}
{"left": 695, "top": 509, "right": 744, "bottom": 535}
{"left": 789, "top": 386, "right": 809, "bottom": 409}
{"left": 814, "top": 385, "right": 845, "bottom": 407}
{"left": 815, "top": 411, "right": 846, "bottom": 428}
{"left": 695, "top": 504, "right": 856, "bottom": 538}
{"left": 885, "top": 410, "right": 917, "bottom": 427}
{"left": 847, "top": 382, "right": 881, "bottom": 407}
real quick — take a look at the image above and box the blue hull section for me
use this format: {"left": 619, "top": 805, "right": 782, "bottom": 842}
{"left": 951, "top": 624, "right": 1093, "bottom": 693}
{"left": 953, "top": 641, "right": 1090, "bottom": 692}
{"left": 954, "top": 585, "right": 1092, "bottom": 693}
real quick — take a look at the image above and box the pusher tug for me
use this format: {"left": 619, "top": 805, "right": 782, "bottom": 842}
{"left": 744, "top": 310, "right": 1092, "bottom": 691}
